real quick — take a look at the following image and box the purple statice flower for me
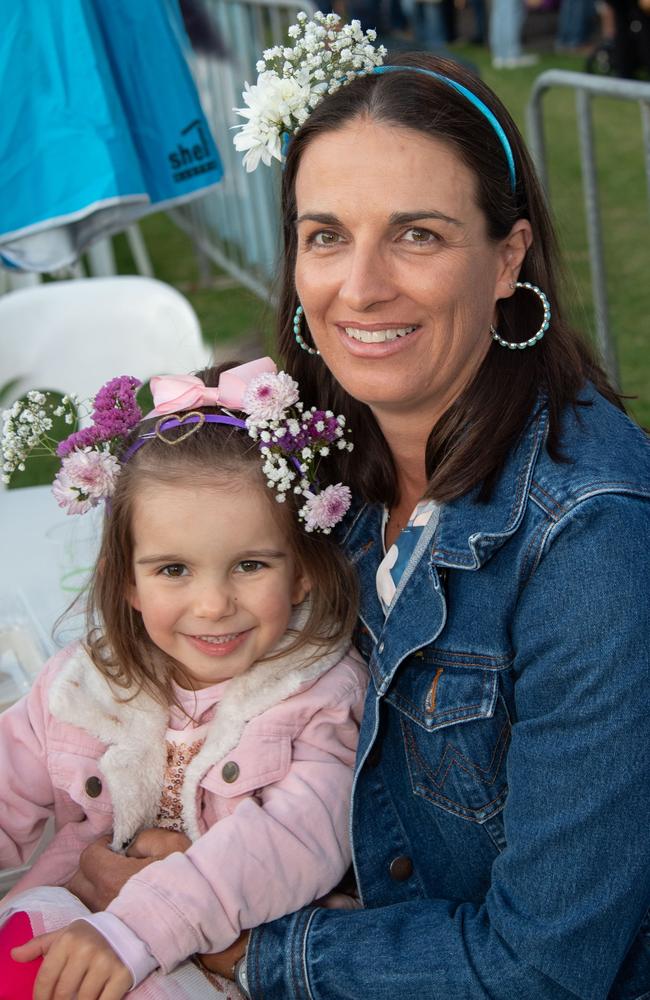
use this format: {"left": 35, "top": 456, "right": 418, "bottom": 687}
{"left": 301, "top": 483, "right": 351, "bottom": 533}
{"left": 91, "top": 375, "right": 142, "bottom": 441}
{"left": 56, "top": 425, "right": 100, "bottom": 458}
{"left": 305, "top": 410, "right": 341, "bottom": 444}
{"left": 243, "top": 372, "right": 299, "bottom": 422}
{"left": 52, "top": 448, "right": 121, "bottom": 515}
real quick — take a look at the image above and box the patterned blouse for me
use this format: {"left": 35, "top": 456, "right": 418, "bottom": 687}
{"left": 376, "top": 499, "right": 441, "bottom": 615}
{"left": 155, "top": 678, "right": 229, "bottom": 834}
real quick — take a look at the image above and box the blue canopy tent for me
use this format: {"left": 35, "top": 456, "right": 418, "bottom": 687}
{"left": 0, "top": 0, "right": 223, "bottom": 272}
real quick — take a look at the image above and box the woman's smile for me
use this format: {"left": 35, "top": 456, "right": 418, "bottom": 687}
{"left": 294, "top": 119, "right": 515, "bottom": 423}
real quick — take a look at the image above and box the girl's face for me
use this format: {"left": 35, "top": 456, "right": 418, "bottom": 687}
{"left": 127, "top": 477, "right": 310, "bottom": 688}
{"left": 294, "top": 119, "right": 527, "bottom": 428}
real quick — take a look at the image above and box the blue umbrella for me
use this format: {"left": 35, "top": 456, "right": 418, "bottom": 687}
{"left": 0, "top": 0, "right": 223, "bottom": 271}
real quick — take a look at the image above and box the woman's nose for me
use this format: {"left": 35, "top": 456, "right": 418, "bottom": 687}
{"left": 338, "top": 242, "right": 397, "bottom": 313}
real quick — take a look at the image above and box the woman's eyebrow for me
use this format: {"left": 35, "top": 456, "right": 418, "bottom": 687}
{"left": 295, "top": 210, "right": 462, "bottom": 227}
{"left": 296, "top": 211, "right": 340, "bottom": 226}
{"left": 388, "top": 210, "right": 462, "bottom": 227}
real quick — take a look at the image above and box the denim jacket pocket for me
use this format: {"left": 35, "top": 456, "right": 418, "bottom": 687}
{"left": 385, "top": 656, "right": 511, "bottom": 823}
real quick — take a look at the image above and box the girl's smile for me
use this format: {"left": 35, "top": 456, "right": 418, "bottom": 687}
{"left": 128, "top": 479, "right": 310, "bottom": 688}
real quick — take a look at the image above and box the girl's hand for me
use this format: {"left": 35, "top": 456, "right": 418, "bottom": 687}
{"left": 11, "top": 920, "right": 132, "bottom": 1000}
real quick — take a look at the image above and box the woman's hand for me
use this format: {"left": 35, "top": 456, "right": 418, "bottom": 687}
{"left": 11, "top": 921, "right": 132, "bottom": 1000}
{"left": 65, "top": 829, "right": 191, "bottom": 910}
{"left": 198, "top": 930, "right": 249, "bottom": 979}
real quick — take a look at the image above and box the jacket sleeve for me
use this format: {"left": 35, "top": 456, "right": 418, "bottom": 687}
{"left": 245, "top": 494, "right": 650, "bottom": 999}
{"left": 0, "top": 657, "right": 57, "bottom": 870}
{"left": 106, "top": 667, "right": 366, "bottom": 972}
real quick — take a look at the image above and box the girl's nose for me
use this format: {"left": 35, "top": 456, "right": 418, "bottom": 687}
{"left": 194, "top": 583, "right": 236, "bottom": 620}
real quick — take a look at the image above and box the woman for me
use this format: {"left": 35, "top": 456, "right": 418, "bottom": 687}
{"left": 66, "top": 41, "right": 650, "bottom": 1000}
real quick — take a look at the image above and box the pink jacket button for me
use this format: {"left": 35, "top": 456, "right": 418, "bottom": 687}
{"left": 222, "top": 761, "right": 240, "bottom": 783}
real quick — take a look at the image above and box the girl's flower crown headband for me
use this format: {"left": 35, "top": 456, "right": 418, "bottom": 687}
{"left": 1, "top": 359, "right": 353, "bottom": 534}
{"left": 232, "top": 11, "right": 516, "bottom": 190}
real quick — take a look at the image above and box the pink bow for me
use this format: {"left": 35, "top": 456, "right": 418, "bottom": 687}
{"left": 150, "top": 357, "right": 277, "bottom": 415}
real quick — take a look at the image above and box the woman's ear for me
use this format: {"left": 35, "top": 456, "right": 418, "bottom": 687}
{"left": 494, "top": 219, "right": 533, "bottom": 301}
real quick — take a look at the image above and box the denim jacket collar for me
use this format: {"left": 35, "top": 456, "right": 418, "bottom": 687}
{"left": 342, "top": 403, "right": 548, "bottom": 692}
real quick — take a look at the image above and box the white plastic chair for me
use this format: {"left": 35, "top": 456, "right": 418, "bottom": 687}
{"left": 1, "top": 275, "right": 212, "bottom": 404}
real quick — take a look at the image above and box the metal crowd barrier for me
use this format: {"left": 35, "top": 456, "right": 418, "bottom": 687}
{"left": 527, "top": 71, "right": 650, "bottom": 385}
{"left": 171, "top": 0, "right": 316, "bottom": 303}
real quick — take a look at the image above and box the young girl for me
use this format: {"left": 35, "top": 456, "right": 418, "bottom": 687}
{"left": 0, "top": 359, "right": 365, "bottom": 1000}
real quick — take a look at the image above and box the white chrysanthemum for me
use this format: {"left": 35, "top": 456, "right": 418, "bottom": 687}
{"left": 301, "top": 484, "right": 352, "bottom": 533}
{"left": 233, "top": 14, "right": 386, "bottom": 171}
{"left": 243, "top": 372, "right": 300, "bottom": 422}
{"left": 52, "top": 449, "right": 120, "bottom": 514}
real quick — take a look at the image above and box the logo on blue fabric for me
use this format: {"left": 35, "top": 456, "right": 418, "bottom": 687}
{"left": 169, "top": 120, "right": 217, "bottom": 182}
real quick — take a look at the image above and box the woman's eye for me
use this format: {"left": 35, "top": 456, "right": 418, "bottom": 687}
{"left": 309, "top": 231, "right": 341, "bottom": 247}
{"left": 160, "top": 564, "right": 187, "bottom": 578}
{"left": 237, "top": 560, "right": 265, "bottom": 574}
{"left": 402, "top": 227, "right": 438, "bottom": 244}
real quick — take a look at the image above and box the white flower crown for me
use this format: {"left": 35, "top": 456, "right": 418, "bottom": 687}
{"left": 233, "top": 11, "right": 386, "bottom": 172}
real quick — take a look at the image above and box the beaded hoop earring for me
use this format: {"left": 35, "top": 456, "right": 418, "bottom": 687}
{"left": 293, "top": 304, "right": 320, "bottom": 355}
{"left": 490, "top": 281, "right": 551, "bottom": 350}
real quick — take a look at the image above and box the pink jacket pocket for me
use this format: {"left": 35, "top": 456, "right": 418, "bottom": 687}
{"left": 46, "top": 751, "right": 112, "bottom": 815}
{"left": 199, "top": 733, "right": 292, "bottom": 805}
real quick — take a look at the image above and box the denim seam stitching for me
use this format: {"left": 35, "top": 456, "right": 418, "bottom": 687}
{"left": 389, "top": 668, "right": 496, "bottom": 725}
{"left": 401, "top": 716, "right": 510, "bottom": 820}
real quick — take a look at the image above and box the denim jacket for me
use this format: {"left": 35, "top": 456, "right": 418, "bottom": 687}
{"left": 247, "top": 387, "right": 650, "bottom": 1000}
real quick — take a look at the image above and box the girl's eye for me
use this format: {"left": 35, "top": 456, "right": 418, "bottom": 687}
{"left": 237, "top": 560, "right": 266, "bottom": 574}
{"left": 402, "top": 227, "right": 438, "bottom": 245}
{"left": 160, "top": 564, "right": 187, "bottom": 578}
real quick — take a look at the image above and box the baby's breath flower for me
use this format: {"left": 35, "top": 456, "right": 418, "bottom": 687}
{"left": 233, "top": 11, "right": 385, "bottom": 171}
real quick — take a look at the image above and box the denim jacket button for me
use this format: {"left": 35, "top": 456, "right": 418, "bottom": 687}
{"left": 389, "top": 856, "right": 413, "bottom": 881}
{"left": 85, "top": 776, "right": 102, "bottom": 798}
{"left": 378, "top": 642, "right": 385, "bottom": 654}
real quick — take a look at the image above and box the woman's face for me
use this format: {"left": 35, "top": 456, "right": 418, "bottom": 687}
{"left": 294, "top": 119, "right": 525, "bottom": 426}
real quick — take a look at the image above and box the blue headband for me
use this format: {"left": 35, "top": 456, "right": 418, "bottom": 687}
{"left": 371, "top": 66, "right": 517, "bottom": 191}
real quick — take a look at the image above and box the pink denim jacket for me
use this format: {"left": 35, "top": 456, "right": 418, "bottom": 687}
{"left": 0, "top": 632, "right": 367, "bottom": 972}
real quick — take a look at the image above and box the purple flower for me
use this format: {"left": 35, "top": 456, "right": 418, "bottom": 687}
{"left": 301, "top": 483, "right": 351, "bottom": 533}
{"left": 243, "top": 372, "right": 299, "bottom": 421}
{"left": 52, "top": 449, "right": 121, "bottom": 515}
{"left": 56, "top": 426, "right": 100, "bottom": 458}
{"left": 91, "top": 376, "right": 142, "bottom": 440}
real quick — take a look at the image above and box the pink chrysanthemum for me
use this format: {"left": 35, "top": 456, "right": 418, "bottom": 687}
{"left": 243, "top": 372, "right": 299, "bottom": 422}
{"left": 301, "top": 484, "right": 351, "bottom": 533}
{"left": 52, "top": 449, "right": 120, "bottom": 514}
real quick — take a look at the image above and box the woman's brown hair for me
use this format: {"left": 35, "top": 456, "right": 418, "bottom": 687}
{"left": 276, "top": 53, "right": 623, "bottom": 505}
{"left": 85, "top": 364, "right": 358, "bottom": 706}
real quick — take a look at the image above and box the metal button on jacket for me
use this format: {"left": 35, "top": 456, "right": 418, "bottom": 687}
{"left": 389, "top": 855, "right": 413, "bottom": 881}
{"left": 222, "top": 761, "right": 240, "bottom": 783}
{"left": 85, "top": 776, "right": 102, "bottom": 798}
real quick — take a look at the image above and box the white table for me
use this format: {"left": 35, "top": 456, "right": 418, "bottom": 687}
{"left": 0, "top": 485, "right": 102, "bottom": 691}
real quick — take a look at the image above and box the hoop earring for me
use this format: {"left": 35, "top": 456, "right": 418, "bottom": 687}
{"left": 293, "top": 305, "right": 320, "bottom": 356}
{"left": 490, "top": 281, "right": 551, "bottom": 350}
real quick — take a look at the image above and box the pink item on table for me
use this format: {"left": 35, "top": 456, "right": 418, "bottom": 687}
{"left": 0, "top": 911, "right": 43, "bottom": 999}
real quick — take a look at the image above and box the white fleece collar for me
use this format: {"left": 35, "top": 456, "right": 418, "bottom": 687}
{"left": 49, "top": 608, "right": 350, "bottom": 847}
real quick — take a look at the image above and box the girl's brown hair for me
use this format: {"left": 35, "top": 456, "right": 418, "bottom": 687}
{"left": 276, "top": 53, "right": 624, "bottom": 505}
{"left": 85, "top": 364, "right": 358, "bottom": 706}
